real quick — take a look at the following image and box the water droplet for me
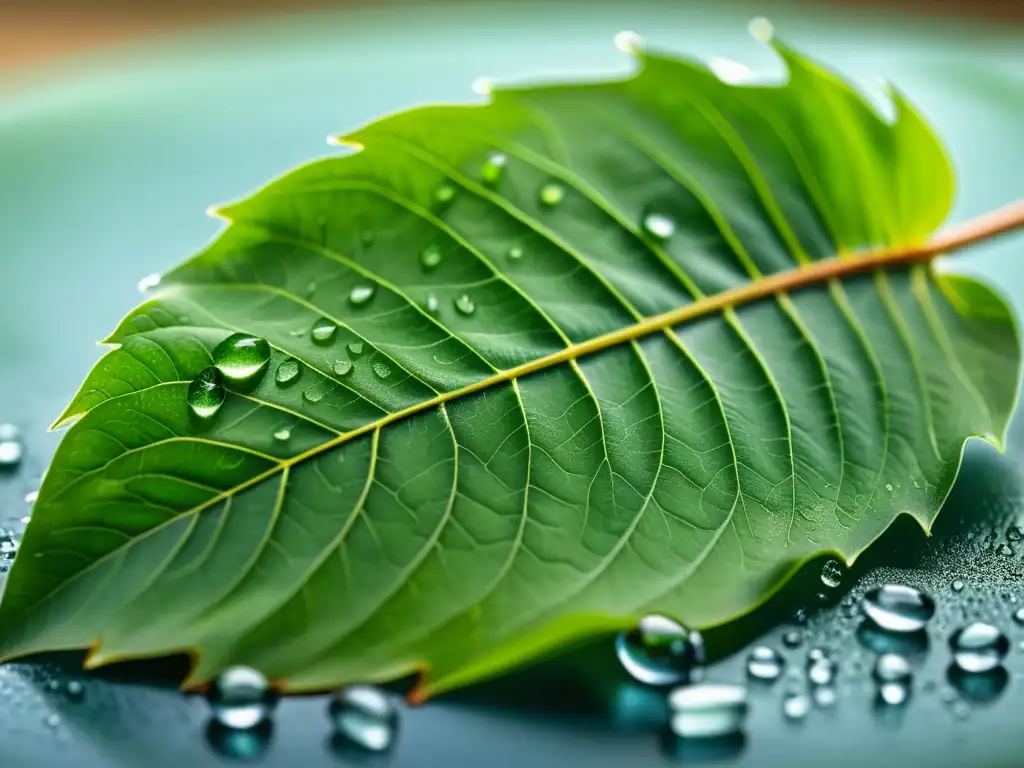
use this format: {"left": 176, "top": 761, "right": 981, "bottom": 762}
{"left": 614, "top": 30, "right": 644, "bottom": 53}
{"left": 539, "top": 182, "right": 565, "bottom": 208}
{"left": 782, "top": 693, "right": 810, "bottom": 721}
{"left": 947, "top": 664, "right": 1009, "bottom": 704}
{"left": 471, "top": 77, "right": 493, "bottom": 96}
{"left": 507, "top": 246, "right": 523, "bottom": 261}
{"left": 667, "top": 684, "right": 747, "bottom": 738}
{"left": 311, "top": 318, "right": 337, "bottom": 345}
{"left": 808, "top": 647, "right": 829, "bottom": 664}
{"left": 273, "top": 428, "right": 291, "bottom": 442}
{"left": 454, "top": 294, "right": 476, "bottom": 315}
{"left": 303, "top": 386, "right": 326, "bottom": 404}
{"left": 347, "top": 341, "right": 365, "bottom": 357}
{"left": 207, "top": 667, "right": 277, "bottom": 730}
{"left": 807, "top": 658, "right": 836, "bottom": 687}
{"left": 481, "top": 152, "right": 507, "bottom": 186}
{"left": 950, "top": 623, "right": 1009, "bottom": 673}
{"left": 746, "top": 646, "right": 784, "bottom": 681}
{"left": 615, "top": 615, "right": 704, "bottom": 686}
{"left": 275, "top": 358, "right": 301, "bottom": 386}
{"left": 434, "top": 183, "right": 456, "bottom": 207}
{"left": 1007, "top": 525, "right": 1023, "bottom": 542}
{"left": 0, "top": 424, "right": 23, "bottom": 467}
{"left": 137, "top": 273, "right": 161, "bottom": 293}
{"left": 349, "top": 285, "right": 376, "bottom": 307}
{"left": 885, "top": 483, "right": 893, "bottom": 492}
{"left": 856, "top": 620, "right": 929, "bottom": 658}
{"left": 425, "top": 293, "right": 440, "bottom": 314}
{"left": 334, "top": 360, "right": 353, "bottom": 377}
{"left": 952, "top": 580, "right": 965, "bottom": 593}
{"left": 1013, "top": 607, "right": 1024, "bottom": 626}
{"left": 820, "top": 559, "right": 844, "bottom": 588}
{"left": 642, "top": 208, "right": 676, "bottom": 241}
{"left": 420, "top": 244, "right": 443, "bottom": 271}
{"left": 24, "top": 489, "right": 38, "bottom": 504}
{"left": 0, "top": 530, "right": 20, "bottom": 572}
{"left": 187, "top": 368, "right": 226, "bottom": 419}
{"left": 874, "top": 653, "right": 912, "bottom": 685}
{"left": 862, "top": 584, "right": 935, "bottom": 633}
{"left": 372, "top": 362, "right": 392, "bottom": 379}
{"left": 329, "top": 686, "right": 398, "bottom": 752}
{"left": 813, "top": 686, "right": 837, "bottom": 708}
{"left": 782, "top": 630, "right": 803, "bottom": 649}
{"left": 213, "top": 333, "right": 271, "bottom": 382}
{"left": 45, "top": 713, "right": 60, "bottom": 728}
{"left": 748, "top": 16, "right": 774, "bottom": 42}
{"left": 708, "top": 56, "right": 754, "bottom": 85}
{"left": 997, "top": 543, "right": 1014, "bottom": 557}
{"left": 878, "top": 681, "right": 909, "bottom": 706}
{"left": 65, "top": 680, "right": 85, "bottom": 702}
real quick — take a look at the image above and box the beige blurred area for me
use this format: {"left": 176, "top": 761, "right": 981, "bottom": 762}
{"left": 0, "top": 0, "right": 1020, "bottom": 70}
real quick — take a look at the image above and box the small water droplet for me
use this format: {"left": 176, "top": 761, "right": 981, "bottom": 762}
{"left": 45, "top": 713, "right": 60, "bottom": 728}
{"left": 349, "top": 285, "right": 376, "bottom": 307}
{"left": 275, "top": 358, "right": 302, "bottom": 386}
{"left": 707, "top": 56, "right": 753, "bottom": 85}
{"left": 950, "top": 623, "right": 1009, "bottom": 673}
{"left": 481, "top": 152, "right": 507, "bottom": 186}
{"left": 746, "top": 646, "right": 784, "bottom": 681}
{"left": 874, "top": 653, "right": 912, "bottom": 685}
{"left": 65, "top": 680, "right": 85, "bottom": 702}
{"left": 454, "top": 294, "right": 476, "bottom": 315}
{"left": 329, "top": 686, "right": 398, "bottom": 752}
{"left": 748, "top": 16, "right": 774, "bottom": 42}
{"left": 642, "top": 208, "right": 676, "bottom": 241}
{"left": 539, "top": 182, "right": 565, "bottom": 208}
{"left": 667, "top": 684, "right": 747, "bottom": 738}
{"left": 207, "top": 667, "right": 277, "bottom": 730}
{"left": 137, "top": 273, "right": 161, "bottom": 293}
{"left": 807, "top": 658, "right": 836, "bottom": 687}
{"left": 0, "top": 424, "right": 23, "bottom": 467}
{"left": 507, "top": 246, "right": 523, "bottom": 261}
{"left": 820, "top": 559, "right": 844, "bottom": 588}
{"left": 347, "top": 341, "right": 365, "bottom": 357}
{"left": 24, "top": 489, "right": 38, "bottom": 504}
{"left": 434, "top": 183, "right": 456, "bottom": 207}
{"left": 425, "top": 293, "right": 440, "bottom": 314}
{"left": 952, "top": 580, "right": 965, "bottom": 593}
{"left": 616, "top": 615, "right": 704, "bottom": 686}
{"left": 813, "top": 686, "right": 837, "bottom": 708}
{"left": 187, "top": 368, "right": 226, "bottom": 419}
{"left": 808, "top": 647, "right": 829, "bottom": 664}
{"left": 311, "top": 318, "right": 338, "bottom": 345}
{"left": 273, "top": 428, "right": 291, "bottom": 442}
{"left": 334, "top": 360, "right": 353, "bottom": 377}
{"left": 213, "top": 333, "right": 271, "bottom": 382}
{"left": 782, "top": 630, "right": 803, "bottom": 649}
{"left": 372, "top": 362, "right": 392, "bottom": 379}
{"left": 303, "top": 386, "right": 326, "bottom": 404}
{"left": 862, "top": 584, "right": 935, "bottom": 633}
{"left": 782, "top": 693, "right": 810, "bottom": 721}
{"left": 885, "top": 483, "right": 893, "bottom": 492}
{"left": 614, "top": 30, "right": 644, "bottom": 53}
{"left": 1013, "top": 607, "right": 1024, "bottom": 626}
{"left": 0, "top": 531, "right": 20, "bottom": 572}
{"left": 420, "top": 244, "right": 443, "bottom": 271}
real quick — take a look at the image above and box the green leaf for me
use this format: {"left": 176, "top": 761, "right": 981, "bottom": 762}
{"left": 0, "top": 35, "right": 1019, "bottom": 698}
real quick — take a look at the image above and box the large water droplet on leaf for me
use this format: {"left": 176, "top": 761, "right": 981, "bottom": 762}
{"left": 187, "top": 368, "right": 226, "bottom": 419}
{"left": 372, "top": 362, "right": 392, "bottom": 379}
{"left": 820, "top": 559, "right": 844, "bottom": 588}
{"left": 213, "top": 333, "right": 271, "bottom": 382}
{"left": 275, "top": 358, "right": 302, "bottom": 386}
{"left": 454, "top": 294, "right": 476, "bottom": 316}
{"left": 311, "top": 318, "right": 337, "bottom": 345}
{"left": 334, "top": 360, "right": 353, "bottom": 377}
{"left": 349, "top": 285, "right": 376, "bottom": 307}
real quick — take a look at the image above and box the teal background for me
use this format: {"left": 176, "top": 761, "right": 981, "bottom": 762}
{"left": 0, "top": 2, "right": 1023, "bottom": 765}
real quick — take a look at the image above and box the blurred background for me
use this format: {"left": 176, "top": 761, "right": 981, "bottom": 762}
{"left": 0, "top": 0, "right": 1021, "bottom": 70}
{"left": 1, "top": 1, "right": 1023, "bottom": 767}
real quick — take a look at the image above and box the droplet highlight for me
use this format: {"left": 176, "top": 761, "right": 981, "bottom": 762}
{"left": 539, "top": 182, "right": 565, "bottom": 208}
{"left": 746, "top": 646, "right": 784, "bottom": 681}
{"left": 642, "top": 208, "right": 676, "bottom": 241}
{"left": 454, "top": 294, "right": 476, "bottom": 316}
{"left": 187, "top": 367, "right": 226, "bottom": 419}
{"left": 420, "top": 244, "right": 443, "bottom": 271}
{"left": 349, "top": 284, "right": 376, "bottom": 307}
{"left": 0, "top": 424, "right": 23, "bottom": 467}
{"left": 481, "top": 152, "right": 507, "bottom": 186}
